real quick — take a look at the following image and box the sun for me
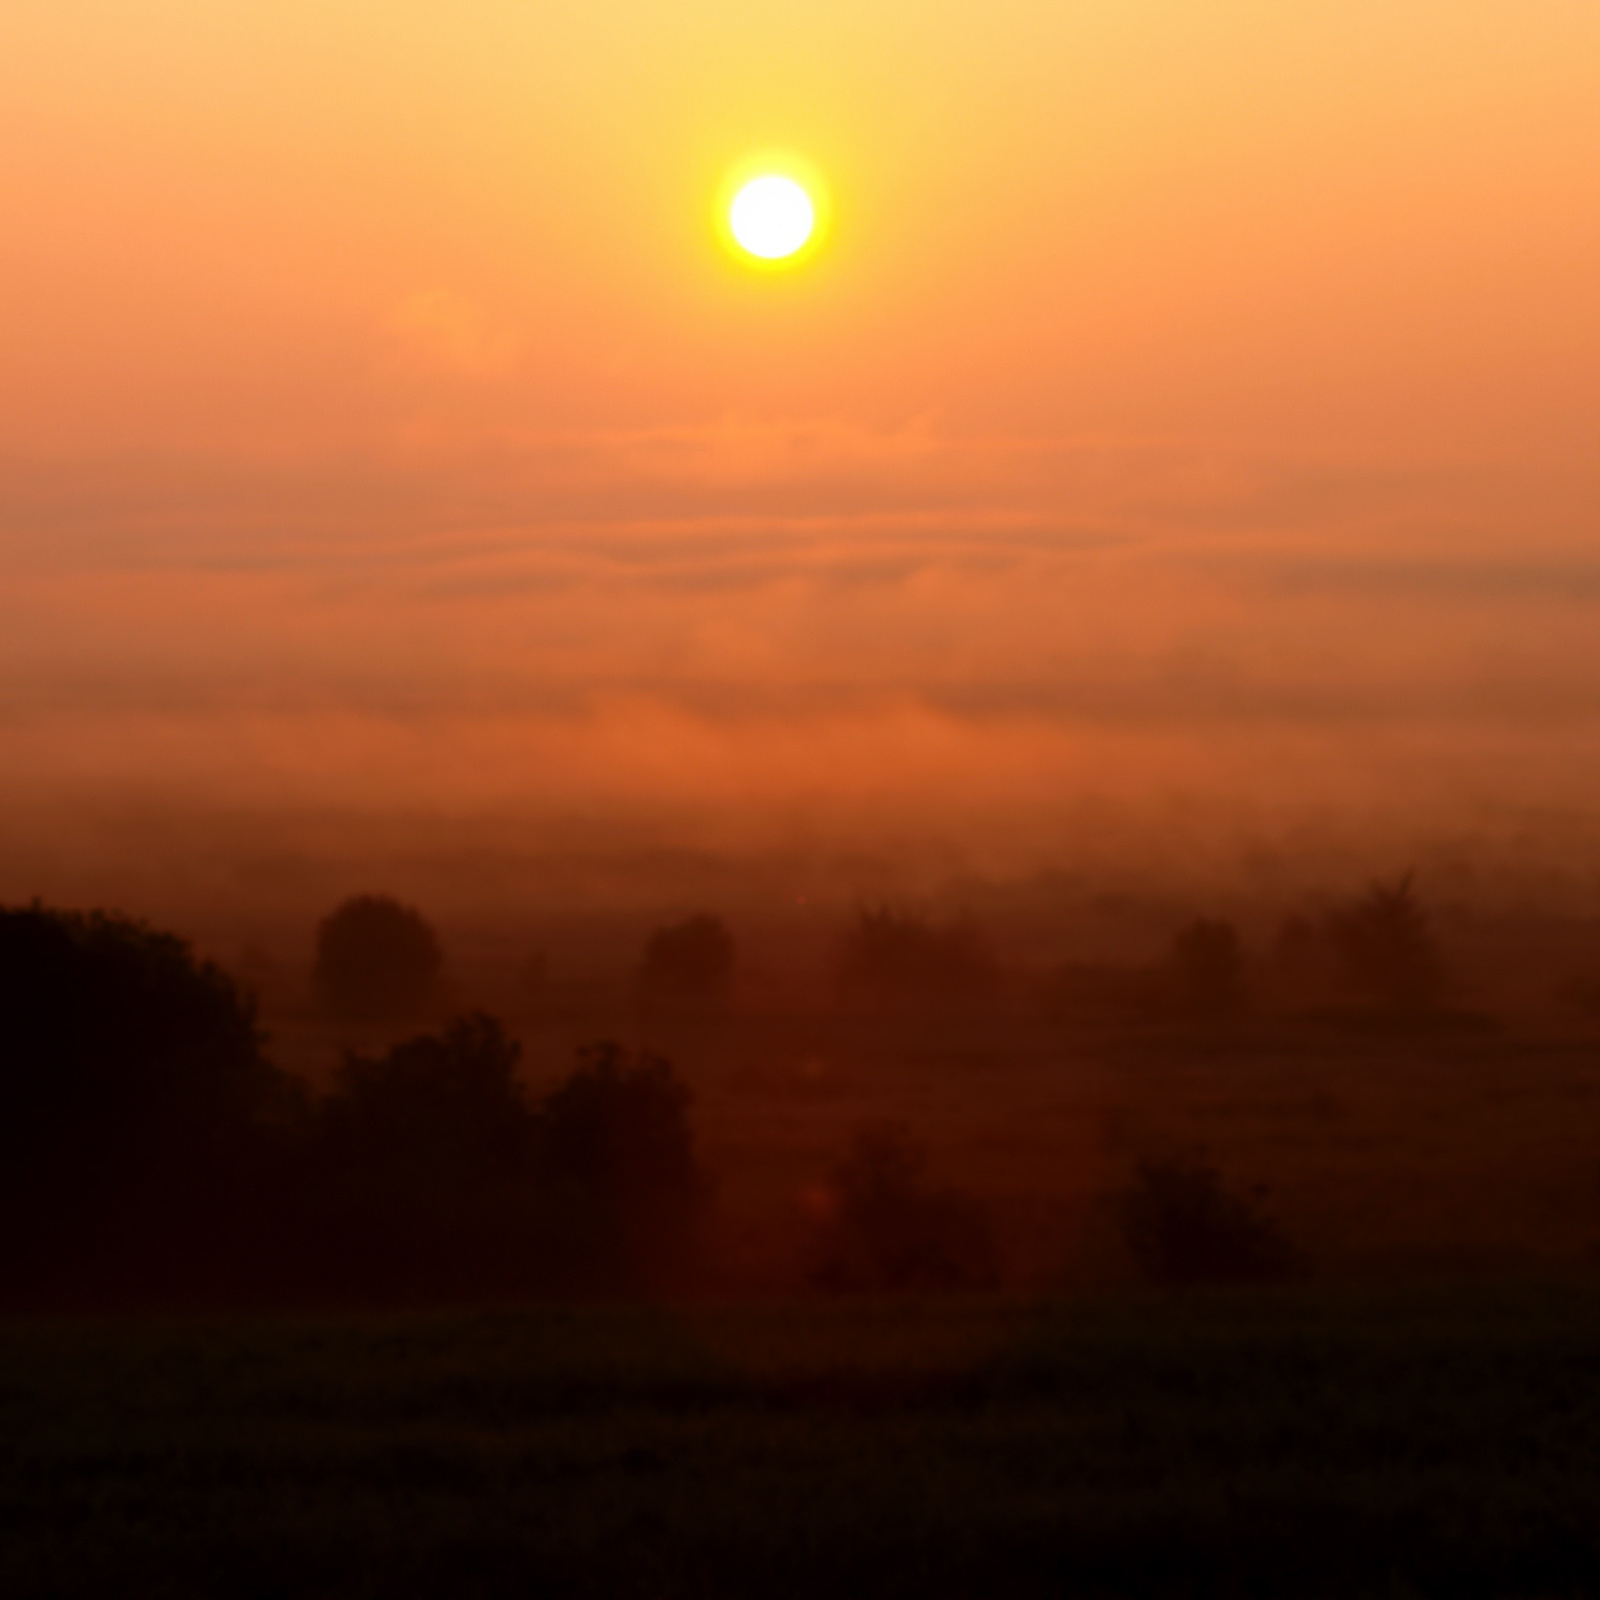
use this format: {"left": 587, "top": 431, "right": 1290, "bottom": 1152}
{"left": 729, "top": 175, "right": 814, "bottom": 260}
{"left": 716, "top": 153, "right": 831, "bottom": 269}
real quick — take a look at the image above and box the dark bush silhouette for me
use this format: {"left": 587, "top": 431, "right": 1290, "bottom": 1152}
{"left": 312, "top": 893, "right": 443, "bottom": 1022}
{"left": 318, "top": 1013, "right": 532, "bottom": 1191}
{"left": 300, "top": 1013, "right": 545, "bottom": 1299}
{"left": 807, "top": 1123, "right": 1000, "bottom": 1293}
{"left": 291, "top": 1024, "right": 710, "bottom": 1300}
{"left": 296, "top": 1023, "right": 708, "bottom": 1299}
{"left": 536, "top": 1041, "right": 708, "bottom": 1288}
{"left": 1118, "top": 1152, "right": 1300, "bottom": 1287}
{"left": 0, "top": 902, "right": 294, "bottom": 1298}
{"left": 637, "top": 913, "right": 735, "bottom": 1005}
{"left": 837, "top": 905, "right": 997, "bottom": 1007}
{"left": 1164, "top": 918, "right": 1246, "bottom": 1019}
{"left": 1326, "top": 872, "right": 1443, "bottom": 1013}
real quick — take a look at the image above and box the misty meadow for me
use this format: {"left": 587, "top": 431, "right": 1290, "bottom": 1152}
{"left": 8, "top": 0, "right": 1600, "bottom": 1593}
{"left": 5, "top": 872, "right": 1600, "bottom": 1596}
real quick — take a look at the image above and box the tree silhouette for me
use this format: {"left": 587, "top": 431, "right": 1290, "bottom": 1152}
{"left": 0, "top": 903, "right": 290, "bottom": 1298}
{"left": 319, "top": 1013, "right": 531, "bottom": 1192}
{"left": 303, "top": 1014, "right": 539, "bottom": 1298}
{"left": 836, "top": 905, "right": 997, "bottom": 1008}
{"left": 312, "top": 894, "right": 443, "bottom": 1022}
{"left": 637, "top": 913, "right": 735, "bottom": 1005}
{"left": 807, "top": 1123, "right": 999, "bottom": 1293}
{"left": 1326, "top": 873, "right": 1443, "bottom": 1013}
{"left": 536, "top": 1041, "right": 707, "bottom": 1288}
{"left": 1118, "top": 1152, "right": 1300, "bottom": 1287}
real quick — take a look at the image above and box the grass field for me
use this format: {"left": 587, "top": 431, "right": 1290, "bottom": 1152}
{"left": 7, "top": 1280, "right": 1600, "bottom": 1598}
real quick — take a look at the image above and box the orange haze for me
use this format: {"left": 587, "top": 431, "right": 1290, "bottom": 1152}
{"left": 3, "top": 1, "right": 1599, "bottom": 908}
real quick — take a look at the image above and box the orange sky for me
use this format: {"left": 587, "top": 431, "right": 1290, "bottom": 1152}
{"left": 3, "top": 1, "right": 1599, "bottom": 902}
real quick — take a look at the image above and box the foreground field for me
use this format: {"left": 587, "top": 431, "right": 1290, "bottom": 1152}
{"left": 6, "top": 1281, "right": 1600, "bottom": 1599}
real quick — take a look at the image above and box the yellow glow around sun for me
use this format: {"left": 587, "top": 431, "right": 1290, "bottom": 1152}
{"left": 716, "top": 152, "right": 831, "bottom": 270}
{"left": 730, "top": 176, "right": 813, "bottom": 259}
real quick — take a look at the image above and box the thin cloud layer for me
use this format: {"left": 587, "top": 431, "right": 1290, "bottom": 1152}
{"left": 4, "top": 2, "right": 1598, "bottom": 905}
{"left": 4, "top": 425, "right": 1599, "bottom": 876}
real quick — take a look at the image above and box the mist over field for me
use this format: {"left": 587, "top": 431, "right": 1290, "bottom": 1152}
{"left": 7, "top": 5, "right": 1600, "bottom": 1593}
{"left": 6, "top": 3, "right": 1600, "bottom": 943}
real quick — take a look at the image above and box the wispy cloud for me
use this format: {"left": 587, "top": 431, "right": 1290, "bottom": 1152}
{"left": 3, "top": 420, "right": 1598, "bottom": 884}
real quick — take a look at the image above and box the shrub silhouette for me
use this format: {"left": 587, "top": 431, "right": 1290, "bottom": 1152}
{"left": 837, "top": 905, "right": 997, "bottom": 1007}
{"left": 303, "top": 1013, "right": 541, "bottom": 1298}
{"left": 0, "top": 902, "right": 291, "bottom": 1297}
{"left": 1164, "top": 918, "right": 1246, "bottom": 1019}
{"left": 1118, "top": 1152, "right": 1300, "bottom": 1287}
{"left": 318, "top": 1013, "right": 532, "bottom": 1192}
{"left": 807, "top": 1123, "right": 1000, "bottom": 1293}
{"left": 1326, "top": 872, "right": 1442, "bottom": 1013}
{"left": 313, "top": 894, "right": 443, "bottom": 1022}
{"left": 637, "top": 913, "right": 735, "bottom": 1005}
{"left": 536, "top": 1041, "right": 708, "bottom": 1288}
{"left": 301, "top": 1025, "right": 708, "bottom": 1298}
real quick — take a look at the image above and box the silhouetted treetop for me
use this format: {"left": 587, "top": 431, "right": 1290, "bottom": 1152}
{"left": 0, "top": 901, "right": 290, "bottom": 1296}
{"left": 1118, "top": 1151, "right": 1300, "bottom": 1287}
{"left": 0, "top": 902, "right": 274, "bottom": 1161}
{"left": 295, "top": 1024, "right": 709, "bottom": 1300}
{"left": 807, "top": 1122, "right": 999, "bottom": 1293}
{"left": 313, "top": 893, "right": 443, "bottom": 1022}
{"left": 539, "top": 1041, "right": 702, "bottom": 1205}
{"left": 534, "top": 1041, "right": 708, "bottom": 1289}
{"left": 319, "top": 1013, "right": 532, "bottom": 1189}
{"left": 1326, "top": 872, "right": 1443, "bottom": 1013}
{"left": 837, "top": 905, "right": 997, "bottom": 1006}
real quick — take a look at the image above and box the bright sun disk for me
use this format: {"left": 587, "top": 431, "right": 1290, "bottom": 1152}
{"left": 729, "top": 175, "right": 815, "bottom": 261}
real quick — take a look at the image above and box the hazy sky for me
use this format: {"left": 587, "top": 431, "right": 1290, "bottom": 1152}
{"left": 4, "top": 1, "right": 1599, "bottom": 904}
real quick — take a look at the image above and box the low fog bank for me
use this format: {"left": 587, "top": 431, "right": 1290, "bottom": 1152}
{"left": 7, "top": 791, "right": 1600, "bottom": 1306}
{"left": 4, "top": 792, "right": 1600, "bottom": 1001}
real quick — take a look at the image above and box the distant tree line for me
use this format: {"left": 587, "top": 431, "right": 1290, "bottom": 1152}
{"left": 305, "top": 876, "right": 1467, "bottom": 1036}
{"left": 1043, "top": 873, "right": 1458, "bottom": 1027}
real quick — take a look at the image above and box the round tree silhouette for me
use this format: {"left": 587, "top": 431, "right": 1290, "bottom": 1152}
{"left": 313, "top": 894, "right": 443, "bottom": 1022}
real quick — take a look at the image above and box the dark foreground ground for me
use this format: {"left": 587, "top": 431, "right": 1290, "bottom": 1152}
{"left": 5, "top": 1281, "right": 1600, "bottom": 1600}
